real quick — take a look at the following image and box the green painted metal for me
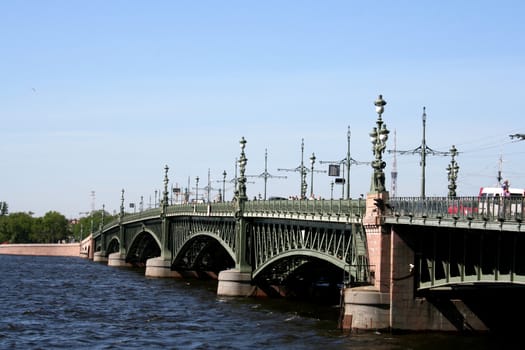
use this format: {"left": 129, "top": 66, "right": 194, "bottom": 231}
{"left": 369, "top": 95, "right": 389, "bottom": 193}
{"left": 415, "top": 228, "right": 525, "bottom": 290}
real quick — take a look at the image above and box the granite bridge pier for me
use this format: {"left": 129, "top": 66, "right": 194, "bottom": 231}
{"left": 81, "top": 96, "right": 525, "bottom": 333}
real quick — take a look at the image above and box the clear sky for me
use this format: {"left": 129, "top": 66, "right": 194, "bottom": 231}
{"left": 1, "top": 0, "right": 524, "bottom": 218}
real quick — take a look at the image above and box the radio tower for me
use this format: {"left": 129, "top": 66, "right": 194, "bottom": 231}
{"left": 391, "top": 129, "right": 398, "bottom": 197}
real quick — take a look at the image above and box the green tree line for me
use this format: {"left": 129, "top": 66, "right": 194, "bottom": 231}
{"left": 0, "top": 202, "right": 116, "bottom": 244}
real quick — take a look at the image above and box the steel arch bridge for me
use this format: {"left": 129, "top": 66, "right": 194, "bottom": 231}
{"left": 93, "top": 200, "right": 370, "bottom": 294}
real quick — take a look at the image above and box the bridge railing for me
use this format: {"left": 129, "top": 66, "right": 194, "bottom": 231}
{"left": 389, "top": 196, "right": 524, "bottom": 222}
{"left": 244, "top": 198, "right": 366, "bottom": 218}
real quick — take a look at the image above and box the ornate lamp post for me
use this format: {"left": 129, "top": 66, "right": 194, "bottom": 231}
{"left": 195, "top": 176, "right": 199, "bottom": 203}
{"left": 446, "top": 145, "right": 459, "bottom": 198}
{"left": 236, "top": 137, "right": 248, "bottom": 202}
{"left": 369, "top": 95, "right": 389, "bottom": 193}
{"left": 162, "top": 165, "right": 169, "bottom": 210}
{"left": 119, "top": 189, "right": 125, "bottom": 219}
{"left": 309, "top": 153, "right": 316, "bottom": 198}
{"left": 222, "top": 170, "right": 227, "bottom": 202}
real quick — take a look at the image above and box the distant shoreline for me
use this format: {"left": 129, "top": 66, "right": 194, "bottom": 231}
{"left": 0, "top": 243, "right": 81, "bottom": 257}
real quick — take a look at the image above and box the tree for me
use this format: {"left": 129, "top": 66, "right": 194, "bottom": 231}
{"left": 33, "top": 211, "right": 70, "bottom": 243}
{"left": 0, "top": 212, "right": 33, "bottom": 243}
{"left": 0, "top": 201, "right": 8, "bottom": 216}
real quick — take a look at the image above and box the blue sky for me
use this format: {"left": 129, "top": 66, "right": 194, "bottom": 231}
{"left": 1, "top": 0, "right": 524, "bottom": 218}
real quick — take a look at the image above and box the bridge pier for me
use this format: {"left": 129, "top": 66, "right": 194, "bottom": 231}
{"left": 145, "top": 257, "right": 183, "bottom": 278}
{"left": 342, "top": 286, "right": 390, "bottom": 331}
{"left": 342, "top": 192, "right": 392, "bottom": 331}
{"left": 93, "top": 251, "right": 108, "bottom": 263}
{"left": 217, "top": 269, "right": 256, "bottom": 297}
{"left": 108, "top": 252, "right": 132, "bottom": 267}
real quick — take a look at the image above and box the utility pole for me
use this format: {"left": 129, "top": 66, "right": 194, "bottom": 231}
{"left": 246, "top": 148, "right": 287, "bottom": 200}
{"left": 278, "top": 138, "right": 326, "bottom": 199}
{"left": 391, "top": 129, "right": 398, "bottom": 197}
{"left": 202, "top": 168, "right": 221, "bottom": 202}
{"left": 387, "top": 107, "right": 451, "bottom": 198}
{"left": 90, "top": 190, "right": 96, "bottom": 214}
{"left": 320, "top": 126, "right": 370, "bottom": 199}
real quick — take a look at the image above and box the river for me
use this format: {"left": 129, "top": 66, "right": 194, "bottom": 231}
{"left": 0, "top": 255, "right": 512, "bottom": 349}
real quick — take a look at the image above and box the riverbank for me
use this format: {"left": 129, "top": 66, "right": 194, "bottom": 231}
{"left": 0, "top": 243, "right": 81, "bottom": 257}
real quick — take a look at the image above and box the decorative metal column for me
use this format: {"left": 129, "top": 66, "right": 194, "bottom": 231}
{"left": 99, "top": 204, "right": 106, "bottom": 256}
{"left": 222, "top": 170, "right": 227, "bottom": 202}
{"left": 309, "top": 152, "right": 316, "bottom": 198}
{"left": 195, "top": 176, "right": 199, "bottom": 203}
{"left": 118, "top": 190, "right": 126, "bottom": 255}
{"left": 447, "top": 145, "right": 459, "bottom": 198}
{"left": 234, "top": 137, "right": 250, "bottom": 272}
{"left": 161, "top": 165, "right": 171, "bottom": 259}
{"left": 369, "top": 95, "right": 389, "bottom": 193}
{"left": 217, "top": 137, "right": 255, "bottom": 296}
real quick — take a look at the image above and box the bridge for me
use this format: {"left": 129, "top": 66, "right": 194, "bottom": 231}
{"left": 83, "top": 97, "right": 525, "bottom": 333}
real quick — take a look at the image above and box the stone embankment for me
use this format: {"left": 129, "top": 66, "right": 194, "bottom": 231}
{"left": 0, "top": 243, "right": 81, "bottom": 257}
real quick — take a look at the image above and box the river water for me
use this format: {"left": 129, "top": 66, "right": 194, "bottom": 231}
{"left": 0, "top": 255, "right": 511, "bottom": 349}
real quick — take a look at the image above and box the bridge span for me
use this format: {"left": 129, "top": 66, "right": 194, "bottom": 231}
{"left": 84, "top": 97, "right": 524, "bottom": 333}
{"left": 85, "top": 184, "right": 525, "bottom": 333}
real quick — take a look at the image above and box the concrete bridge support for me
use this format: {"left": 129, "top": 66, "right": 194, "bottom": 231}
{"left": 217, "top": 269, "right": 256, "bottom": 296}
{"left": 93, "top": 251, "right": 108, "bottom": 263}
{"left": 108, "top": 252, "right": 131, "bottom": 267}
{"left": 145, "top": 257, "right": 183, "bottom": 278}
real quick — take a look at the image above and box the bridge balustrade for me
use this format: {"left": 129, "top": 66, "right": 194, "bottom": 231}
{"left": 244, "top": 198, "right": 366, "bottom": 220}
{"left": 389, "top": 196, "right": 524, "bottom": 223}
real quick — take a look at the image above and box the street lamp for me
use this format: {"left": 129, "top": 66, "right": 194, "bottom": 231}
{"left": 369, "top": 95, "right": 389, "bottom": 193}
{"left": 195, "top": 176, "right": 200, "bottom": 203}
{"left": 310, "top": 152, "right": 316, "bottom": 198}
{"left": 447, "top": 145, "right": 459, "bottom": 198}
{"left": 222, "top": 170, "right": 227, "bottom": 202}
{"left": 236, "top": 137, "right": 248, "bottom": 201}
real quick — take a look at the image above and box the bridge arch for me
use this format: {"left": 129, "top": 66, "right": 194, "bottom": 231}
{"left": 172, "top": 231, "right": 236, "bottom": 275}
{"left": 126, "top": 228, "right": 162, "bottom": 266}
{"left": 252, "top": 251, "right": 346, "bottom": 303}
{"left": 252, "top": 250, "right": 345, "bottom": 280}
{"left": 107, "top": 237, "right": 120, "bottom": 255}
